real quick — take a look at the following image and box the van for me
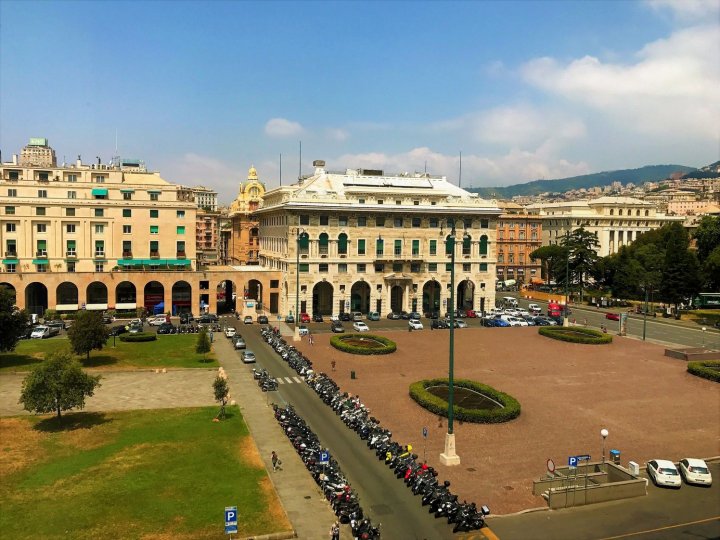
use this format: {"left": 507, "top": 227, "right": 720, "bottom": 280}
{"left": 502, "top": 297, "right": 518, "bottom": 308}
{"left": 528, "top": 304, "right": 542, "bottom": 315}
{"left": 31, "top": 325, "right": 51, "bottom": 339}
{"left": 352, "top": 312, "right": 363, "bottom": 322}
{"left": 547, "top": 302, "right": 563, "bottom": 317}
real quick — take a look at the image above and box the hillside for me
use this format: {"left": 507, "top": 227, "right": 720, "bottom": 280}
{"left": 682, "top": 161, "right": 720, "bottom": 179}
{"left": 466, "top": 164, "right": 696, "bottom": 198}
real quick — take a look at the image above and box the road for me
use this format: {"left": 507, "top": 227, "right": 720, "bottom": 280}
{"left": 232, "top": 320, "right": 459, "bottom": 540}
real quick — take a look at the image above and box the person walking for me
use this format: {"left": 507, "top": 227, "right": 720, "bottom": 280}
{"left": 271, "top": 451, "right": 282, "bottom": 471}
{"left": 331, "top": 360, "right": 336, "bottom": 372}
{"left": 329, "top": 521, "right": 340, "bottom": 540}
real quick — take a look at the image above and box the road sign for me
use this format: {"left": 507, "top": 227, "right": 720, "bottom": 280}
{"left": 547, "top": 458, "right": 555, "bottom": 473}
{"left": 318, "top": 450, "right": 330, "bottom": 465}
{"left": 225, "top": 506, "right": 238, "bottom": 535}
{"left": 577, "top": 454, "right": 591, "bottom": 461}
{"left": 422, "top": 426, "right": 428, "bottom": 439}
{"left": 568, "top": 456, "right": 578, "bottom": 468}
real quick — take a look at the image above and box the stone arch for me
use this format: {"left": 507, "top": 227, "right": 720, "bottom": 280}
{"left": 390, "top": 285, "right": 404, "bottom": 313}
{"left": 25, "top": 282, "right": 48, "bottom": 316}
{"left": 0, "top": 282, "right": 17, "bottom": 305}
{"left": 216, "top": 280, "right": 236, "bottom": 314}
{"left": 172, "top": 280, "right": 192, "bottom": 315}
{"left": 86, "top": 281, "right": 108, "bottom": 310}
{"left": 312, "top": 281, "right": 334, "bottom": 315}
{"left": 422, "top": 280, "right": 440, "bottom": 315}
{"left": 247, "top": 279, "right": 262, "bottom": 303}
{"left": 457, "top": 279, "right": 475, "bottom": 311}
{"left": 350, "top": 281, "right": 370, "bottom": 313}
{"left": 115, "top": 281, "right": 137, "bottom": 310}
{"left": 144, "top": 281, "right": 165, "bottom": 314}
{"left": 56, "top": 282, "right": 79, "bottom": 309}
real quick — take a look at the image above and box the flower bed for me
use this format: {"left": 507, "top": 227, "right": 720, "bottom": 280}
{"left": 330, "top": 334, "right": 396, "bottom": 355}
{"left": 538, "top": 326, "right": 612, "bottom": 344}
{"left": 687, "top": 361, "right": 720, "bottom": 383}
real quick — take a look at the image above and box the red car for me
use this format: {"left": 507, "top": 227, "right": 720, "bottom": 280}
{"left": 299, "top": 312, "right": 311, "bottom": 324}
{"left": 465, "top": 310, "right": 478, "bottom": 318}
{"left": 605, "top": 312, "right": 620, "bottom": 321}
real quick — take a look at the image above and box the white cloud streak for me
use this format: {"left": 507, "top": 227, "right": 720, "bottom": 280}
{"left": 264, "top": 117, "right": 303, "bottom": 138}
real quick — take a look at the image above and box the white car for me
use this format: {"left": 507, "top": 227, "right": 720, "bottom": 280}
{"left": 679, "top": 458, "right": 712, "bottom": 486}
{"left": 528, "top": 303, "right": 542, "bottom": 315}
{"left": 508, "top": 316, "right": 528, "bottom": 327}
{"left": 408, "top": 319, "right": 424, "bottom": 330}
{"left": 30, "top": 325, "right": 51, "bottom": 339}
{"left": 148, "top": 316, "right": 166, "bottom": 326}
{"left": 225, "top": 327, "right": 236, "bottom": 338}
{"left": 515, "top": 308, "right": 529, "bottom": 316}
{"left": 330, "top": 314, "right": 340, "bottom": 322}
{"left": 353, "top": 321, "right": 369, "bottom": 332}
{"left": 298, "top": 325, "right": 309, "bottom": 336}
{"left": 456, "top": 320, "right": 468, "bottom": 328}
{"left": 647, "top": 459, "right": 682, "bottom": 488}
{"left": 504, "top": 309, "right": 520, "bottom": 317}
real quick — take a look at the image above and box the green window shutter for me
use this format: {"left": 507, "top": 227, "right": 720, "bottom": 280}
{"left": 177, "top": 241, "right": 185, "bottom": 251}
{"left": 150, "top": 210, "right": 159, "bottom": 218}
{"left": 480, "top": 235, "right": 488, "bottom": 255}
{"left": 37, "top": 240, "right": 47, "bottom": 250}
{"left": 394, "top": 239, "right": 402, "bottom": 255}
{"left": 480, "top": 263, "right": 488, "bottom": 271}
{"left": 445, "top": 263, "right": 452, "bottom": 272}
{"left": 67, "top": 240, "right": 76, "bottom": 249}
{"left": 430, "top": 239, "right": 437, "bottom": 255}
{"left": 150, "top": 241, "right": 159, "bottom": 251}
{"left": 177, "top": 226, "right": 185, "bottom": 234}
{"left": 445, "top": 236, "right": 453, "bottom": 255}
{"left": 95, "top": 240, "right": 104, "bottom": 250}
{"left": 357, "top": 239, "right": 365, "bottom": 255}
{"left": 338, "top": 234, "right": 348, "bottom": 254}
{"left": 123, "top": 209, "right": 131, "bottom": 217}
{"left": 299, "top": 263, "right": 309, "bottom": 272}
{"left": 412, "top": 239, "right": 419, "bottom": 255}
{"left": 150, "top": 225, "right": 159, "bottom": 234}
{"left": 376, "top": 239, "right": 384, "bottom": 255}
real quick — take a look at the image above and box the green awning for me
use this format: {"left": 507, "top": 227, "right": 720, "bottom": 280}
{"left": 2, "top": 259, "right": 18, "bottom": 264}
{"left": 147, "top": 189, "right": 162, "bottom": 194}
{"left": 91, "top": 188, "right": 108, "bottom": 196}
{"left": 119, "top": 188, "right": 135, "bottom": 193}
{"left": 32, "top": 259, "right": 49, "bottom": 265}
{"left": 117, "top": 260, "right": 142, "bottom": 266}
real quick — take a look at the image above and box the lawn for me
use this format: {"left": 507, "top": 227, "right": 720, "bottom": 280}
{"left": 0, "top": 407, "right": 291, "bottom": 539}
{"left": 0, "top": 335, "right": 218, "bottom": 373}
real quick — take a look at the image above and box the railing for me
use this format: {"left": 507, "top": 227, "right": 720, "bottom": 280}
{"left": 122, "top": 251, "right": 132, "bottom": 258}
{"left": 36, "top": 250, "right": 47, "bottom": 257}
{"left": 66, "top": 251, "right": 77, "bottom": 258}
{"left": 150, "top": 252, "right": 160, "bottom": 258}
{"left": 94, "top": 251, "right": 105, "bottom": 258}
{"left": 4, "top": 251, "right": 17, "bottom": 258}
{"left": 177, "top": 251, "right": 186, "bottom": 258}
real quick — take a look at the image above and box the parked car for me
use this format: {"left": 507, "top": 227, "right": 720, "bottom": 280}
{"left": 340, "top": 312, "right": 352, "bottom": 322}
{"left": 408, "top": 312, "right": 421, "bottom": 320}
{"left": 480, "top": 317, "right": 497, "bottom": 327}
{"left": 408, "top": 319, "right": 424, "bottom": 330}
{"left": 257, "top": 315, "right": 269, "bottom": 324}
{"left": 532, "top": 317, "right": 551, "bottom": 326}
{"left": 606, "top": 312, "right": 621, "bottom": 321}
{"left": 330, "top": 321, "right": 345, "bottom": 333}
{"left": 387, "top": 312, "right": 401, "bottom": 320}
{"left": 180, "top": 313, "right": 195, "bottom": 324}
{"left": 456, "top": 320, "right": 468, "bottom": 329}
{"left": 535, "top": 315, "right": 558, "bottom": 326}
{"left": 679, "top": 458, "right": 712, "bottom": 486}
{"left": 528, "top": 303, "right": 542, "bottom": 315}
{"left": 243, "top": 316, "right": 253, "bottom": 324}
{"left": 129, "top": 323, "right": 143, "bottom": 334}
{"left": 157, "top": 323, "right": 175, "bottom": 335}
{"left": 299, "top": 313, "right": 311, "bottom": 324}
{"left": 367, "top": 312, "right": 380, "bottom": 321}
{"left": 521, "top": 315, "right": 537, "bottom": 326}
{"left": 225, "top": 327, "right": 237, "bottom": 338}
{"left": 493, "top": 319, "right": 511, "bottom": 327}
{"left": 285, "top": 314, "right": 295, "bottom": 323}
{"left": 242, "top": 350, "right": 256, "bottom": 364}
{"left": 647, "top": 459, "right": 682, "bottom": 488}
{"left": 148, "top": 316, "right": 167, "bottom": 326}
{"left": 102, "top": 314, "right": 115, "bottom": 324}
{"left": 19, "top": 326, "right": 34, "bottom": 339}
{"left": 298, "top": 325, "right": 309, "bottom": 336}
{"left": 352, "top": 312, "right": 363, "bottom": 322}
{"left": 129, "top": 318, "right": 143, "bottom": 327}
{"left": 46, "top": 320, "right": 66, "bottom": 332}
{"left": 30, "top": 325, "right": 52, "bottom": 339}
{"left": 431, "top": 319, "right": 448, "bottom": 329}
{"left": 353, "top": 321, "right": 369, "bottom": 332}
{"left": 400, "top": 311, "right": 411, "bottom": 320}
{"left": 465, "top": 310, "right": 478, "bottom": 318}
{"left": 233, "top": 337, "right": 246, "bottom": 350}
{"left": 109, "top": 325, "right": 128, "bottom": 336}
{"left": 312, "top": 313, "right": 324, "bottom": 323}
{"left": 330, "top": 314, "right": 340, "bottom": 322}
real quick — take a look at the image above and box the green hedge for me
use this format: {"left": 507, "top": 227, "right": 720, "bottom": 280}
{"left": 330, "top": 334, "right": 397, "bottom": 355}
{"left": 539, "top": 326, "right": 612, "bottom": 344}
{"left": 409, "top": 378, "right": 521, "bottom": 424}
{"left": 119, "top": 332, "right": 157, "bottom": 343}
{"left": 687, "top": 361, "right": 720, "bottom": 383}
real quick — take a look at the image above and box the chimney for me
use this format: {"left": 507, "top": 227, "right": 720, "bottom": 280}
{"left": 12, "top": 154, "right": 18, "bottom": 165}
{"left": 76, "top": 155, "right": 82, "bottom": 167}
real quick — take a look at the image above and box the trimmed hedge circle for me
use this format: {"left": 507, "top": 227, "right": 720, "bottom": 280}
{"left": 687, "top": 361, "right": 720, "bottom": 383}
{"left": 330, "top": 334, "right": 397, "bottom": 355}
{"left": 409, "top": 378, "right": 521, "bottom": 424}
{"left": 539, "top": 326, "right": 612, "bottom": 344}
{"left": 119, "top": 332, "right": 157, "bottom": 343}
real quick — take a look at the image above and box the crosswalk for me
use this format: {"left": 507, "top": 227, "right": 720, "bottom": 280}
{"left": 276, "top": 376, "right": 304, "bottom": 385}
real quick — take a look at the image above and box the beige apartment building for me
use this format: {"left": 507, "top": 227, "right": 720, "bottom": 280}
{"left": 256, "top": 162, "right": 501, "bottom": 318}
{"left": 495, "top": 208, "right": 543, "bottom": 286}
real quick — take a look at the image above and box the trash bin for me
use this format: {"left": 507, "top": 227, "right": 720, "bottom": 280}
{"left": 610, "top": 449, "right": 620, "bottom": 465}
{"left": 351, "top": 370, "right": 356, "bottom": 380}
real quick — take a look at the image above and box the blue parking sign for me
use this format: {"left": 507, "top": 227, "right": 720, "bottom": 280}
{"left": 568, "top": 456, "right": 578, "bottom": 468}
{"left": 318, "top": 451, "right": 330, "bottom": 465}
{"left": 225, "top": 506, "right": 238, "bottom": 535}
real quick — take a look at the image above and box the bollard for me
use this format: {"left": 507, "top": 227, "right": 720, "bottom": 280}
{"left": 350, "top": 370, "right": 356, "bottom": 380}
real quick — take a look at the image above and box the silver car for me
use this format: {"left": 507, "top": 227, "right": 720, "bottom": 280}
{"left": 242, "top": 350, "right": 256, "bottom": 364}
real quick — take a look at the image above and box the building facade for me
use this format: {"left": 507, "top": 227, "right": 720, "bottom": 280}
{"left": 495, "top": 210, "right": 543, "bottom": 286}
{"left": 527, "top": 196, "right": 685, "bottom": 257}
{"left": 227, "top": 166, "right": 265, "bottom": 265}
{"left": 256, "top": 162, "right": 501, "bottom": 318}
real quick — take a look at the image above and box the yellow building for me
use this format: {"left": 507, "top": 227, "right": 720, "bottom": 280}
{"left": 228, "top": 166, "right": 265, "bottom": 265}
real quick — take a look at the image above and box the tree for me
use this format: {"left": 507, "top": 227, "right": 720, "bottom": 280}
{"left": 213, "top": 375, "right": 229, "bottom": 420}
{"left": 529, "top": 244, "right": 566, "bottom": 283}
{"left": 693, "top": 216, "right": 720, "bottom": 263}
{"left": 196, "top": 327, "right": 211, "bottom": 354}
{"left": 19, "top": 351, "right": 101, "bottom": 418}
{"left": 0, "top": 286, "right": 29, "bottom": 353}
{"left": 660, "top": 223, "right": 701, "bottom": 309}
{"left": 610, "top": 248, "right": 644, "bottom": 299}
{"left": 561, "top": 227, "right": 600, "bottom": 300}
{"left": 67, "top": 311, "right": 110, "bottom": 361}
{"left": 701, "top": 246, "right": 720, "bottom": 291}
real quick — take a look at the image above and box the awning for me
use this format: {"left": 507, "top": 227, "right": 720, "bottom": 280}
{"left": 119, "top": 188, "right": 135, "bottom": 193}
{"left": 56, "top": 304, "right": 79, "bottom": 311}
{"left": 117, "top": 260, "right": 142, "bottom": 266}
{"left": 91, "top": 188, "right": 108, "bottom": 196}
{"left": 147, "top": 189, "right": 162, "bottom": 194}
{"left": 32, "top": 259, "right": 49, "bottom": 265}
{"left": 2, "top": 259, "right": 17, "bottom": 264}
{"left": 85, "top": 303, "right": 108, "bottom": 311}
{"left": 115, "top": 302, "right": 137, "bottom": 310}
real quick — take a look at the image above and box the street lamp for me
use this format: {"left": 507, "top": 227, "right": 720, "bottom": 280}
{"left": 702, "top": 327, "right": 707, "bottom": 349}
{"left": 563, "top": 230, "right": 571, "bottom": 327}
{"left": 293, "top": 228, "right": 307, "bottom": 342}
{"left": 642, "top": 286, "right": 649, "bottom": 341}
{"left": 439, "top": 219, "right": 469, "bottom": 467}
{"left": 601, "top": 428, "right": 609, "bottom": 463}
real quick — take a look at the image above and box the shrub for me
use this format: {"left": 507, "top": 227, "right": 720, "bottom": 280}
{"left": 539, "top": 326, "right": 612, "bottom": 344}
{"left": 687, "top": 361, "right": 720, "bottom": 383}
{"left": 196, "top": 328, "right": 211, "bottom": 354}
{"left": 409, "top": 378, "right": 521, "bottom": 424}
{"left": 119, "top": 332, "right": 157, "bottom": 342}
{"left": 330, "top": 334, "right": 397, "bottom": 355}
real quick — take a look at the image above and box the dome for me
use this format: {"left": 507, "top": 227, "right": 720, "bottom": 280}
{"left": 247, "top": 165, "right": 258, "bottom": 180}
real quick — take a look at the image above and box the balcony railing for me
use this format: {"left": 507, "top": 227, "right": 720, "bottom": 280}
{"left": 122, "top": 251, "right": 133, "bottom": 258}
{"left": 150, "top": 251, "right": 160, "bottom": 258}
{"left": 35, "top": 250, "right": 47, "bottom": 257}
{"left": 94, "top": 251, "right": 106, "bottom": 258}
{"left": 4, "top": 251, "right": 17, "bottom": 258}
{"left": 177, "top": 251, "right": 186, "bottom": 259}
{"left": 66, "top": 251, "right": 77, "bottom": 258}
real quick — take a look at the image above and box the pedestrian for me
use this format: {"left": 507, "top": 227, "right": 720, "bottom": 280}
{"left": 330, "top": 521, "right": 340, "bottom": 540}
{"left": 583, "top": 318, "right": 587, "bottom": 327}
{"left": 331, "top": 360, "right": 336, "bottom": 372}
{"left": 271, "top": 451, "right": 282, "bottom": 471}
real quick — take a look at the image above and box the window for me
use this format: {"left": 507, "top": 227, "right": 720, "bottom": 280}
{"left": 67, "top": 190, "right": 77, "bottom": 199}
{"left": 6, "top": 239, "right": 17, "bottom": 254}
{"left": 150, "top": 192, "right": 159, "bottom": 201}
{"left": 319, "top": 264, "right": 329, "bottom": 273}
{"left": 300, "top": 215, "right": 310, "bottom": 225}
{"left": 299, "top": 263, "right": 309, "bottom": 273}
{"left": 429, "top": 239, "right": 437, "bottom": 255}
{"left": 339, "top": 215, "right": 348, "bottom": 226}
{"left": 357, "top": 263, "right": 366, "bottom": 273}
{"left": 122, "top": 192, "right": 132, "bottom": 200}
{"left": 95, "top": 264, "right": 104, "bottom": 272}
{"left": 94, "top": 208, "right": 104, "bottom": 217}
{"left": 5, "top": 263, "right": 16, "bottom": 273}
{"left": 177, "top": 210, "right": 185, "bottom": 218}
{"left": 519, "top": 231, "right": 525, "bottom": 240}
{"left": 8, "top": 170, "right": 19, "bottom": 181}
{"left": 377, "top": 199, "right": 384, "bottom": 205}
{"left": 270, "top": 280, "right": 279, "bottom": 288}
{"left": 618, "top": 209, "right": 623, "bottom": 216}
{"left": 412, "top": 217, "right": 421, "bottom": 228}
{"left": 177, "top": 226, "right": 185, "bottom": 235}
{"left": 411, "top": 262, "right": 421, "bottom": 273}
{"left": 37, "top": 224, "right": 47, "bottom": 233}
{"left": 150, "top": 209, "right": 158, "bottom": 218}
{"left": 394, "top": 239, "right": 402, "bottom": 256}
{"left": 396, "top": 200, "right": 401, "bottom": 205}
{"left": 6, "top": 223, "right": 16, "bottom": 232}
{"left": 374, "top": 263, "right": 385, "bottom": 272}
{"left": 67, "top": 262, "right": 76, "bottom": 272}
{"left": 95, "top": 224, "right": 104, "bottom": 234}
{"left": 394, "top": 218, "right": 403, "bottom": 228}
{"left": 319, "top": 215, "right": 329, "bottom": 226}
{"left": 36, "top": 239, "right": 47, "bottom": 255}
{"left": 358, "top": 199, "right": 365, "bottom": 204}
{"left": 66, "top": 240, "right": 77, "bottom": 256}
{"left": 428, "top": 263, "right": 437, "bottom": 272}
{"left": 177, "top": 241, "right": 185, "bottom": 254}
{"left": 123, "top": 225, "right": 132, "bottom": 234}
{"left": 66, "top": 208, "right": 75, "bottom": 216}
{"left": 479, "top": 235, "right": 488, "bottom": 255}
{"left": 338, "top": 233, "right": 348, "bottom": 255}
{"left": 445, "top": 263, "right": 452, "bottom": 272}
{"left": 39, "top": 172, "right": 49, "bottom": 182}
{"left": 413, "top": 200, "right": 419, "bottom": 206}
{"left": 357, "top": 216, "right": 367, "bottom": 227}
{"left": 35, "top": 189, "right": 47, "bottom": 198}
{"left": 150, "top": 225, "right": 159, "bottom": 234}
{"left": 150, "top": 241, "right": 159, "bottom": 255}
{"left": 36, "top": 207, "right": 46, "bottom": 216}
{"left": 123, "top": 209, "right": 132, "bottom": 217}
{"left": 429, "top": 218, "right": 438, "bottom": 228}
{"left": 480, "top": 263, "right": 488, "bottom": 271}
{"left": 462, "top": 236, "right": 471, "bottom": 256}
{"left": 376, "top": 238, "right": 384, "bottom": 256}
{"left": 609, "top": 209, "right": 614, "bottom": 215}
{"left": 393, "top": 263, "right": 403, "bottom": 272}
{"left": 67, "top": 174, "right": 77, "bottom": 183}
{"left": 66, "top": 224, "right": 76, "bottom": 233}
{"left": 480, "top": 219, "right": 489, "bottom": 229}
{"left": 357, "top": 239, "right": 366, "bottom": 255}
{"left": 94, "top": 175, "right": 106, "bottom": 183}
{"left": 37, "top": 263, "right": 47, "bottom": 273}
{"left": 338, "top": 263, "right": 348, "bottom": 273}
{"left": 412, "top": 239, "right": 420, "bottom": 256}
{"left": 95, "top": 240, "right": 105, "bottom": 256}
{"left": 462, "top": 263, "right": 471, "bottom": 272}
{"left": 7, "top": 188, "right": 17, "bottom": 197}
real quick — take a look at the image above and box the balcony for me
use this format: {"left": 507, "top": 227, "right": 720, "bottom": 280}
{"left": 66, "top": 251, "right": 77, "bottom": 258}
{"left": 4, "top": 251, "right": 17, "bottom": 259}
{"left": 177, "top": 251, "right": 186, "bottom": 259}
{"left": 122, "top": 251, "right": 133, "bottom": 258}
{"left": 35, "top": 250, "right": 47, "bottom": 258}
{"left": 150, "top": 251, "right": 160, "bottom": 259}
{"left": 94, "top": 251, "right": 106, "bottom": 258}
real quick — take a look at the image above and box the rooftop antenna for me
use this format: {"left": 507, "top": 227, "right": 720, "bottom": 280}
{"left": 459, "top": 151, "right": 462, "bottom": 188}
{"left": 424, "top": 160, "right": 427, "bottom": 175}
{"left": 298, "top": 141, "right": 302, "bottom": 180}
{"left": 279, "top": 153, "right": 282, "bottom": 186}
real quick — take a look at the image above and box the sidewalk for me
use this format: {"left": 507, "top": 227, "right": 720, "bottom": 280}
{"left": 214, "top": 335, "right": 351, "bottom": 539}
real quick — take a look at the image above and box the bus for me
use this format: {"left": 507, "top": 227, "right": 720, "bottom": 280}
{"left": 693, "top": 293, "right": 720, "bottom": 309}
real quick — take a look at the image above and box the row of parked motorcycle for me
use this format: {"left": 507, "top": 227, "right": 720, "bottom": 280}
{"left": 258, "top": 326, "right": 490, "bottom": 534}
{"left": 251, "top": 368, "right": 278, "bottom": 392}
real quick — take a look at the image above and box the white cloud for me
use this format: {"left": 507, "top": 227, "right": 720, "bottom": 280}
{"left": 645, "top": 0, "right": 720, "bottom": 21}
{"left": 520, "top": 24, "right": 720, "bottom": 139}
{"left": 326, "top": 128, "right": 349, "bottom": 141}
{"left": 264, "top": 117, "right": 303, "bottom": 138}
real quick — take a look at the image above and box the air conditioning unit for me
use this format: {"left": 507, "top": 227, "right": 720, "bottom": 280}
{"left": 321, "top": 254, "right": 328, "bottom": 258}
{"left": 340, "top": 254, "right": 347, "bottom": 258}
{"left": 300, "top": 254, "right": 308, "bottom": 259}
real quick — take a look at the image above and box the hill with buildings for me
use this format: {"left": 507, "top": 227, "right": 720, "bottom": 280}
{"left": 467, "top": 164, "right": 696, "bottom": 198}
{"left": 682, "top": 161, "right": 720, "bottom": 179}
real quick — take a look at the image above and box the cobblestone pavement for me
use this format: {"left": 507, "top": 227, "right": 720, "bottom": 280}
{"left": 287, "top": 326, "right": 720, "bottom": 515}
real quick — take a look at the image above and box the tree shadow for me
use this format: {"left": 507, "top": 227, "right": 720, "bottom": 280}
{"left": 0, "top": 353, "right": 43, "bottom": 370}
{"left": 81, "top": 355, "right": 118, "bottom": 368}
{"left": 34, "top": 411, "right": 111, "bottom": 432}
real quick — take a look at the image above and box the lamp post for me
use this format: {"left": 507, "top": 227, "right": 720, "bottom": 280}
{"left": 439, "top": 219, "right": 468, "bottom": 467}
{"left": 563, "top": 231, "right": 571, "bottom": 327}
{"left": 601, "top": 428, "right": 609, "bottom": 464}
{"left": 702, "top": 327, "right": 707, "bottom": 349}
{"left": 642, "top": 286, "right": 649, "bottom": 341}
{"left": 293, "top": 228, "right": 307, "bottom": 342}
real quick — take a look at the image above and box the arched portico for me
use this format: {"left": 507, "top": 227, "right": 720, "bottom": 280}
{"left": 144, "top": 281, "right": 165, "bottom": 314}
{"left": 1, "top": 282, "right": 17, "bottom": 305}
{"left": 217, "top": 280, "right": 236, "bottom": 314}
{"left": 172, "top": 281, "right": 192, "bottom": 315}
{"left": 390, "top": 285, "right": 404, "bottom": 313}
{"left": 25, "top": 283, "right": 48, "bottom": 316}
{"left": 247, "top": 279, "right": 263, "bottom": 307}
{"left": 312, "top": 281, "right": 333, "bottom": 315}
{"left": 457, "top": 279, "right": 475, "bottom": 311}
{"left": 422, "top": 280, "right": 440, "bottom": 315}
{"left": 56, "top": 282, "right": 79, "bottom": 310}
{"left": 115, "top": 281, "right": 137, "bottom": 310}
{"left": 86, "top": 282, "right": 108, "bottom": 310}
{"left": 350, "top": 281, "right": 370, "bottom": 313}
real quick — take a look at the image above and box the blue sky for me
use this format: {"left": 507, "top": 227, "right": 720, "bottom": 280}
{"left": 1, "top": 0, "right": 718, "bottom": 202}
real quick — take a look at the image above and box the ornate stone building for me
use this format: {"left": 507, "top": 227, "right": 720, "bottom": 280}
{"left": 495, "top": 204, "right": 543, "bottom": 286}
{"left": 227, "top": 166, "right": 265, "bottom": 265}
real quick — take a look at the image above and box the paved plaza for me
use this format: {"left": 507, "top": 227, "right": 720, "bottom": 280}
{"left": 289, "top": 327, "right": 720, "bottom": 514}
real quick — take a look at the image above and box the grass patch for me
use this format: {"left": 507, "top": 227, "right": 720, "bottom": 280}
{"left": 538, "top": 326, "right": 612, "bottom": 344}
{"left": 330, "top": 333, "right": 397, "bottom": 355}
{"left": 687, "top": 361, "right": 720, "bottom": 383}
{"left": 0, "top": 335, "right": 217, "bottom": 373}
{"left": 0, "top": 407, "right": 291, "bottom": 539}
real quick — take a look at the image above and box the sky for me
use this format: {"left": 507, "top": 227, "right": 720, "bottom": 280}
{"left": 1, "top": 0, "right": 718, "bottom": 203}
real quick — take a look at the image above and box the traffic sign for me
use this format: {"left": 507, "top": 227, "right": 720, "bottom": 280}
{"left": 225, "top": 506, "right": 238, "bottom": 535}
{"left": 576, "top": 454, "right": 591, "bottom": 461}
{"left": 568, "top": 456, "right": 578, "bottom": 468}
{"left": 547, "top": 458, "right": 555, "bottom": 473}
{"left": 318, "top": 450, "right": 330, "bottom": 465}
{"left": 422, "top": 426, "right": 428, "bottom": 439}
